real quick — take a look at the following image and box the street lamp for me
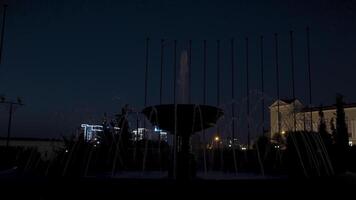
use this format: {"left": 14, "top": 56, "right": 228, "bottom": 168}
{"left": 0, "top": 96, "right": 24, "bottom": 147}
{"left": 214, "top": 136, "right": 220, "bottom": 142}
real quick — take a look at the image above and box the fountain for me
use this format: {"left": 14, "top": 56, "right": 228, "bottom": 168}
{"left": 142, "top": 104, "right": 223, "bottom": 179}
{"left": 142, "top": 50, "right": 223, "bottom": 180}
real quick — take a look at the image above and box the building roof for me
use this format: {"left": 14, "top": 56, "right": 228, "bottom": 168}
{"left": 280, "top": 98, "right": 297, "bottom": 104}
{"left": 269, "top": 99, "right": 303, "bottom": 108}
{"left": 269, "top": 99, "right": 356, "bottom": 112}
{"left": 301, "top": 103, "right": 356, "bottom": 112}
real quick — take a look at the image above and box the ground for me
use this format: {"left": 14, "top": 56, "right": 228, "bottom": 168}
{"left": 0, "top": 174, "right": 354, "bottom": 199}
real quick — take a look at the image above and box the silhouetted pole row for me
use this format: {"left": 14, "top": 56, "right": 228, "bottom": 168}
{"left": 246, "top": 37, "right": 250, "bottom": 149}
{"left": 0, "top": 4, "right": 7, "bottom": 65}
{"left": 290, "top": 31, "right": 297, "bottom": 132}
{"left": 260, "top": 36, "right": 265, "bottom": 136}
{"left": 143, "top": 29, "right": 312, "bottom": 153}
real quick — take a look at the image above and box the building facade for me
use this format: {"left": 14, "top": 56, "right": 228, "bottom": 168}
{"left": 269, "top": 99, "right": 356, "bottom": 145}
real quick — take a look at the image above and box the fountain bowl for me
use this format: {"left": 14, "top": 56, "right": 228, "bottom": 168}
{"left": 142, "top": 104, "right": 223, "bottom": 136}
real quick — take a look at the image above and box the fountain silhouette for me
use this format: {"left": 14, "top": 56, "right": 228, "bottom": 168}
{"left": 142, "top": 49, "right": 223, "bottom": 180}
{"left": 143, "top": 104, "right": 223, "bottom": 179}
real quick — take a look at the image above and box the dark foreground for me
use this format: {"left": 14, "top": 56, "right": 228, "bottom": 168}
{"left": 1, "top": 175, "right": 355, "bottom": 199}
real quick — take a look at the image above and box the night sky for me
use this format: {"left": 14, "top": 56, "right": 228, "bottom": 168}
{"left": 1, "top": 0, "right": 356, "bottom": 140}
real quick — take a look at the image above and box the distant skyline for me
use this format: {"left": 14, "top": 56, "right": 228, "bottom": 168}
{"left": 1, "top": 0, "right": 356, "bottom": 139}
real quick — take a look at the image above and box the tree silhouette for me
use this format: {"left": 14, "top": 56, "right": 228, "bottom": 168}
{"left": 330, "top": 118, "right": 336, "bottom": 143}
{"left": 318, "top": 106, "right": 332, "bottom": 148}
{"left": 334, "top": 94, "right": 349, "bottom": 173}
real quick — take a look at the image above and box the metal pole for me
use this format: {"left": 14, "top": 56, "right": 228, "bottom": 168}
{"left": 260, "top": 36, "right": 265, "bottom": 136}
{"left": 275, "top": 33, "right": 281, "bottom": 135}
{"left": 173, "top": 39, "right": 177, "bottom": 179}
{"left": 174, "top": 40, "right": 177, "bottom": 104}
{"left": 144, "top": 38, "right": 149, "bottom": 107}
{"left": 217, "top": 40, "right": 220, "bottom": 106}
{"left": 231, "top": 39, "right": 235, "bottom": 141}
{"left": 231, "top": 38, "right": 238, "bottom": 175}
{"left": 203, "top": 40, "right": 207, "bottom": 104}
{"left": 158, "top": 39, "right": 164, "bottom": 170}
{"left": 246, "top": 37, "right": 250, "bottom": 149}
{"left": 0, "top": 4, "right": 8, "bottom": 65}
{"left": 189, "top": 40, "right": 192, "bottom": 104}
{"left": 307, "top": 27, "right": 313, "bottom": 132}
{"left": 142, "top": 38, "right": 150, "bottom": 172}
{"left": 203, "top": 40, "right": 207, "bottom": 174}
{"left": 290, "top": 31, "right": 296, "bottom": 132}
{"left": 6, "top": 103, "right": 13, "bottom": 148}
{"left": 160, "top": 39, "right": 164, "bottom": 104}
{"left": 216, "top": 40, "right": 223, "bottom": 169}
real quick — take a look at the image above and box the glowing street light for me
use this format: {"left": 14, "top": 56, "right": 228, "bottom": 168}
{"left": 214, "top": 136, "right": 220, "bottom": 142}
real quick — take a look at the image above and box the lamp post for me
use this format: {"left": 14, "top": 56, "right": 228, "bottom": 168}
{"left": 0, "top": 96, "right": 24, "bottom": 148}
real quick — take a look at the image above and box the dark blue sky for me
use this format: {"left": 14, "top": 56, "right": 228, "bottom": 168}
{"left": 1, "top": 0, "right": 356, "bottom": 140}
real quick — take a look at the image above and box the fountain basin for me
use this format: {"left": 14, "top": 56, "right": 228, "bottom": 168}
{"left": 142, "top": 104, "right": 223, "bottom": 136}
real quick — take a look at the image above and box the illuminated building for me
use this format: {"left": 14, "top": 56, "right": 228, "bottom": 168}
{"left": 269, "top": 99, "right": 356, "bottom": 145}
{"left": 132, "top": 126, "right": 168, "bottom": 142}
{"left": 81, "top": 123, "right": 168, "bottom": 142}
{"left": 81, "top": 124, "right": 103, "bottom": 141}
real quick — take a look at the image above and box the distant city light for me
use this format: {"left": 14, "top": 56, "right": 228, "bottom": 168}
{"left": 154, "top": 126, "right": 162, "bottom": 132}
{"left": 81, "top": 124, "right": 103, "bottom": 141}
{"left": 132, "top": 127, "right": 168, "bottom": 142}
{"left": 65, "top": 149, "right": 69, "bottom": 153}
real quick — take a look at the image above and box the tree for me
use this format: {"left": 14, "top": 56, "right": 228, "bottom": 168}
{"left": 330, "top": 118, "right": 336, "bottom": 143}
{"left": 334, "top": 94, "right": 349, "bottom": 173}
{"left": 116, "top": 104, "right": 132, "bottom": 150}
{"left": 318, "top": 106, "right": 332, "bottom": 147}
